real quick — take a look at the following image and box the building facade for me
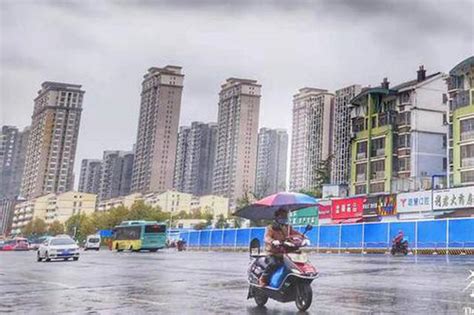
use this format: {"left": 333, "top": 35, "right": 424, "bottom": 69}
{"left": 331, "top": 85, "right": 362, "bottom": 185}
{"left": 0, "top": 198, "right": 16, "bottom": 236}
{"left": 98, "top": 150, "right": 134, "bottom": 201}
{"left": 78, "top": 159, "right": 102, "bottom": 194}
{"left": 11, "top": 192, "right": 96, "bottom": 234}
{"left": 173, "top": 126, "right": 191, "bottom": 193}
{"left": 144, "top": 190, "right": 193, "bottom": 214}
{"left": 197, "top": 194, "right": 230, "bottom": 218}
{"left": 255, "top": 128, "right": 288, "bottom": 197}
{"left": 349, "top": 67, "right": 447, "bottom": 195}
{"left": 174, "top": 122, "right": 217, "bottom": 196}
{"left": 212, "top": 78, "right": 261, "bottom": 207}
{"left": 0, "top": 126, "right": 29, "bottom": 199}
{"left": 96, "top": 193, "right": 143, "bottom": 212}
{"left": 446, "top": 56, "right": 474, "bottom": 187}
{"left": 131, "top": 66, "right": 184, "bottom": 194}
{"left": 290, "top": 88, "right": 334, "bottom": 191}
{"left": 20, "top": 82, "right": 85, "bottom": 199}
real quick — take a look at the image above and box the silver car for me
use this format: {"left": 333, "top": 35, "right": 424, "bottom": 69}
{"left": 37, "top": 236, "right": 80, "bottom": 262}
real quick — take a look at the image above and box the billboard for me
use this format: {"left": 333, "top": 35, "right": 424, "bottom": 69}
{"left": 331, "top": 197, "right": 364, "bottom": 219}
{"left": 397, "top": 191, "right": 432, "bottom": 213}
{"left": 433, "top": 186, "right": 474, "bottom": 210}
{"left": 363, "top": 194, "right": 397, "bottom": 216}
{"left": 317, "top": 200, "right": 332, "bottom": 219}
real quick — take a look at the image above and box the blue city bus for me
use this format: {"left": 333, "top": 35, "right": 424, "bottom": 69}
{"left": 112, "top": 221, "right": 167, "bottom": 252}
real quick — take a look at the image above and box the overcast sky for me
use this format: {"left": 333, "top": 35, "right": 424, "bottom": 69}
{"left": 1, "top": 0, "right": 473, "bottom": 187}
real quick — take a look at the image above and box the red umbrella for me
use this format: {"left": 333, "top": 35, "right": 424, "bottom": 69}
{"left": 233, "top": 192, "right": 318, "bottom": 221}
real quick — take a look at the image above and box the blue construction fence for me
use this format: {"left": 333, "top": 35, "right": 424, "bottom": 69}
{"left": 178, "top": 218, "right": 474, "bottom": 251}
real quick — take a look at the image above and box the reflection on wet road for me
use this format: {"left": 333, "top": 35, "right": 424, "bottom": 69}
{"left": 1, "top": 250, "right": 473, "bottom": 314}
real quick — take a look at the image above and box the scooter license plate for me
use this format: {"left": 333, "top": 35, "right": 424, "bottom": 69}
{"left": 288, "top": 253, "right": 308, "bottom": 263}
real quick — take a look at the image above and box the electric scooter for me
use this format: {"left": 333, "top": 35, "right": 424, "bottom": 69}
{"left": 247, "top": 224, "right": 318, "bottom": 311}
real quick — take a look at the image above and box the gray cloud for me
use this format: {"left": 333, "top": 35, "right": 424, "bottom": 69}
{"left": 1, "top": 0, "right": 472, "bottom": 187}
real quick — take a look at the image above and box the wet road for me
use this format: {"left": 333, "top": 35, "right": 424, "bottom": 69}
{"left": 1, "top": 250, "right": 473, "bottom": 314}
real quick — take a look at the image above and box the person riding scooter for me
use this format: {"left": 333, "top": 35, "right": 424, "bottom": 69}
{"left": 391, "top": 230, "right": 409, "bottom": 255}
{"left": 259, "top": 208, "right": 304, "bottom": 286}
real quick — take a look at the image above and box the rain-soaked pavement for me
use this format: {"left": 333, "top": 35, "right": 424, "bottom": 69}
{"left": 1, "top": 250, "right": 473, "bottom": 314}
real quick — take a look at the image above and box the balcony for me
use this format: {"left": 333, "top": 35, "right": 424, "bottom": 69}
{"left": 378, "top": 111, "right": 397, "bottom": 127}
{"left": 372, "top": 148, "right": 385, "bottom": 157}
{"left": 461, "top": 157, "right": 474, "bottom": 168}
{"left": 447, "top": 77, "right": 461, "bottom": 91}
{"left": 396, "top": 112, "right": 411, "bottom": 126}
{"left": 352, "top": 117, "right": 366, "bottom": 133}
{"left": 371, "top": 171, "right": 385, "bottom": 180}
{"left": 356, "top": 173, "right": 366, "bottom": 182}
{"left": 450, "top": 90, "right": 470, "bottom": 111}
{"left": 461, "top": 130, "right": 474, "bottom": 142}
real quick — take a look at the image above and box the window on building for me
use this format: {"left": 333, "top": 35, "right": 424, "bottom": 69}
{"left": 371, "top": 160, "right": 385, "bottom": 179}
{"left": 460, "top": 118, "right": 474, "bottom": 141}
{"left": 371, "top": 137, "right": 385, "bottom": 157}
{"left": 461, "top": 144, "right": 474, "bottom": 168}
{"left": 356, "top": 141, "right": 367, "bottom": 159}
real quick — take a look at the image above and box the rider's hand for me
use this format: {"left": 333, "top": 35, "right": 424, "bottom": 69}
{"left": 271, "top": 240, "right": 281, "bottom": 246}
{"left": 302, "top": 239, "right": 311, "bottom": 246}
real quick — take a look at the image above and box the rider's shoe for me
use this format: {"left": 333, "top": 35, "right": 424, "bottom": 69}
{"left": 258, "top": 276, "right": 268, "bottom": 287}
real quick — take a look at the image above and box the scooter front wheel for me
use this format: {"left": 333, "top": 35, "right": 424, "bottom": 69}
{"left": 295, "top": 282, "right": 312, "bottom": 311}
{"left": 254, "top": 289, "right": 268, "bottom": 307}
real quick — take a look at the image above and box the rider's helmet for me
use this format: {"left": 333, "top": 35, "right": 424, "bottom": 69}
{"left": 274, "top": 208, "right": 289, "bottom": 228}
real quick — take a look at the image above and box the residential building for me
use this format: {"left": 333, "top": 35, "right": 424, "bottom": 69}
{"left": 0, "top": 126, "right": 29, "bottom": 199}
{"left": 255, "top": 128, "right": 288, "bottom": 197}
{"left": 78, "top": 159, "right": 102, "bottom": 194}
{"left": 11, "top": 192, "right": 96, "bottom": 234}
{"left": 174, "top": 122, "right": 217, "bottom": 196}
{"left": 96, "top": 193, "right": 143, "bottom": 212}
{"left": 0, "top": 198, "right": 16, "bottom": 236}
{"left": 197, "top": 194, "right": 229, "bottom": 218}
{"left": 212, "top": 78, "right": 261, "bottom": 208}
{"left": 349, "top": 66, "right": 447, "bottom": 195}
{"left": 289, "top": 88, "right": 334, "bottom": 191}
{"left": 331, "top": 85, "right": 362, "bottom": 185}
{"left": 173, "top": 126, "right": 191, "bottom": 193}
{"left": 98, "top": 150, "right": 134, "bottom": 201}
{"left": 20, "top": 82, "right": 85, "bottom": 199}
{"left": 131, "top": 66, "right": 184, "bottom": 194}
{"left": 144, "top": 190, "right": 193, "bottom": 214}
{"left": 446, "top": 56, "right": 474, "bottom": 187}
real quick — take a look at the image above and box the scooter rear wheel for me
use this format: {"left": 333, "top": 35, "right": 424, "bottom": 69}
{"left": 254, "top": 289, "right": 268, "bottom": 307}
{"left": 295, "top": 282, "right": 312, "bottom": 311}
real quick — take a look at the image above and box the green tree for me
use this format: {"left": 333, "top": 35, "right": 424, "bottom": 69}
{"left": 65, "top": 214, "right": 96, "bottom": 242}
{"left": 21, "top": 218, "right": 48, "bottom": 238}
{"left": 214, "top": 214, "right": 229, "bottom": 229}
{"left": 48, "top": 220, "right": 65, "bottom": 236}
{"left": 193, "top": 221, "right": 208, "bottom": 230}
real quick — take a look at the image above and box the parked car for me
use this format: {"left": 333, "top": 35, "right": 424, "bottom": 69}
{"left": 29, "top": 236, "right": 51, "bottom": 250}
{"left": 2, "top": 238, "right": 29, "bottom": 251}
{"left": 84, "top": 234, "right": 101, "bottom": 251}
{"left": 37, "top": 235, "right": 80, "bottom": 262}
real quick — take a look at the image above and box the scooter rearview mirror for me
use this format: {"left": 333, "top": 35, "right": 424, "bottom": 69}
{"left": 304, "top": 224, "right": 313, "bottom": 233}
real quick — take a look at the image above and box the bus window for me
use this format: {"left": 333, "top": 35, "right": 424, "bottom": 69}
{"left": 115, "top": 226, "right": 141, "bottom": 240}
{"left": 145, "top": 225, "right": 166, "bottom": 233}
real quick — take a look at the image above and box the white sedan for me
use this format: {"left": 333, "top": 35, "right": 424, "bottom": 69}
{"left": 37, "top": 236, "right": 80, "bottom": 262}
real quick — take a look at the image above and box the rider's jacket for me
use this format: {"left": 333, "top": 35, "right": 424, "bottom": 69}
{"left": 264, "top": 224, "right": 303, "bottom": 254}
